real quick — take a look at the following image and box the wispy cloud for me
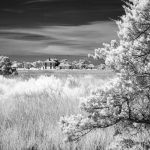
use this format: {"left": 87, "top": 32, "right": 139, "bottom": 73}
{"left": 24, "top": 0, "right": 56, "bottom": 4}
{"left": 0, "top": 21, "right": 118, "bottom": 56}
{"left": 1, "top": 9, "right": 24, "bottom": 13}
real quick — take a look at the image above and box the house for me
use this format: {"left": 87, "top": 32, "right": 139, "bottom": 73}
{"left": 44, "top": 58, "right": 60, "bottom": 69}
{"left": 11, "top": 63, "right": 18, "bottom": 69}
{"left": 59, "top": 63, "right": 72, "bottom": 69}
{"left": 88, "top": 64, "right": 95, "bottom": 69}
{"left": 32, "top": 61, "right": 43, "bottom": 69}
{"left": 23, "top": 62, "right": 34, "bottom": 69}
{"left": 75, "top": 62, "right": 88, "bottom": 69}
{"left": 11, "top": 63, "right": 18, "bottom": 75}
{"left": 16, "top": 62, "right": 24, "bottom": 69}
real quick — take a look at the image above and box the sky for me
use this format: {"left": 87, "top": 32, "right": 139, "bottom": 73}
{"left": 0, "top": 0, "right": 126, "bottom": 56}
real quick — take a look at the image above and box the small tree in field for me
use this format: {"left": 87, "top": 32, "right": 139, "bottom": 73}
{"left": 0, "top": 56, "right": 17, "bottom": 76}
{"left": 60, "top": 0, "right": 150, "bottom": 149}
{"left": 32, "top": 61, "right": 43, "bottom": 69}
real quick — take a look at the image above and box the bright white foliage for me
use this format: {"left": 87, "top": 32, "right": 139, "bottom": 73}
{"left": 60, "top": 0, "right": 150, "bottom": 149}
{"left": 0, "top": 74, "right": 113, "bottom": 150}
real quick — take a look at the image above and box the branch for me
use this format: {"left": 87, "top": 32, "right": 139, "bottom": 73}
{"left": 134, "top": 25, "right": 150, "bottom": 40}
{"left": 129, "top": 118, "right": 150, "bottom": 125}
{"left": 70, "top": 117, "right": 124, "bottom": 142}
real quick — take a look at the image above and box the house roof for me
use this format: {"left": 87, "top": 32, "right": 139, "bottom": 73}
{"left": 11, "top": 63, "right": 18, "bottom": 68}
{"left": 88, "top": 64, "right": 95, "bottom": 68}
{"left": 44, "top": 59, "right": 56, "bottom": 63}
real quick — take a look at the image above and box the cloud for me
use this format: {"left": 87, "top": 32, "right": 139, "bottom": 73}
{"left": 0, "top": 31, "right": 55, "bottom": 41}
{"left": 23, "top": 0, "right": 56, "bottom": 4}
{"left": 40, "top": 45, "right": 86, "bottom": 55}
{"left": 0, "top": 21, "right": 118, "bottom": 56}
{"left": 1, "top": 9, "right": 24, "bottom": 13}
{"left": 0, "top": 38, "right": 45, "bottom": 55}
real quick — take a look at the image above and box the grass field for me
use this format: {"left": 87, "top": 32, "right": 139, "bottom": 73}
{"left": 18, "top": 69, "right": 115, "bottom": 79}
{"left": 0, "top": 70, "right": 115, "bottom": 150}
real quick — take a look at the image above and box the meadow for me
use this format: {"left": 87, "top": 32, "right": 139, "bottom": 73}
{"left": 0, "top": 70, "right": 115, "bottom": 150}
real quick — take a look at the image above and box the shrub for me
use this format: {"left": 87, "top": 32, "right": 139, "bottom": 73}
{"left": 0, "top": 56, "right": 18, "bottom": 76}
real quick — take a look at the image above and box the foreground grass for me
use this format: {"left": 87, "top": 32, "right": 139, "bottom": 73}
{"left": 0, "top": 72, "right": 115, "bottom": 150}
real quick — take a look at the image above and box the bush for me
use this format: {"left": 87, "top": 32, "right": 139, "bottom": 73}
{"left": 0, "top": 56, "right": 18, "bottom": 76}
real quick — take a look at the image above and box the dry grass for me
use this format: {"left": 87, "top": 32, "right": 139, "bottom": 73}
{"left": 0, "top": 72, "right": 115, "bottom": 150}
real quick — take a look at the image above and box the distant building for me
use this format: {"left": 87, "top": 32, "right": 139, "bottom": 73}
{"left": 59, "top": 63, "right": 72, "bottom": 69}
{"left": 23, "top": 62, "right": 33, "bottom": 69}
{"left": 60, "top": 59, "right": 68, "bottom": 63}
{"left": 32, "top": 61, "right": 43, "bottom": 69}
{"left": 16, "top": 62, "right": 24, "bottom": 68}
{"left": 11, "top": 63, "right": 18, "bottom": 69}
{"left": 75, "top": 62, "right": 88, "bottom": 69}
{"left": 11, "top": 63, "right": 18, "bottom": 75}
{"left": 88, "top": 64, "right": 95, "bottom": 69}
{"left": 44, "top": 58, "right": 60, "bottom": 69}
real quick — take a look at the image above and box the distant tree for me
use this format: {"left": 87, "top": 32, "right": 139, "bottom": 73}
{"left": 23, "top": 62, "right": 33, "bottom": 69}
{"left": 88, "top": 49, "right": 105, "bottom": 65}
{"left": 17, "top": 62, "right": 24, "bottom": 68}
{"left": 53, "top": 59, "right": 60, "bottom": 67}
{"left": 0, "top": 56, "right": 17, "bottom": 76}
{"left": 60, "top": 0, "right": 150, "bottom": 149}
{"left": 32, "top": 61, "right": 43, "bottom": 69}
{"left": 61, "top": 59, "right": 68, "bottom": 63}
{"left": 71, "top": 61, "right": 79, "bottom": 69}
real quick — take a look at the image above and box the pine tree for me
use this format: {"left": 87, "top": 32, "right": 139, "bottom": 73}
{"left": 60, "top": 0, "right": 150, "bottom": 149}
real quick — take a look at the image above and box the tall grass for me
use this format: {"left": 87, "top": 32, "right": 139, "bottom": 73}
{"left": 0, "top": 74, "right": 114, "bottom": 150}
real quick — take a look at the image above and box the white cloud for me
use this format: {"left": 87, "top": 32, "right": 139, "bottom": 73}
{"left": 0, "top": 21, "right": 118, "bottom": 56}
